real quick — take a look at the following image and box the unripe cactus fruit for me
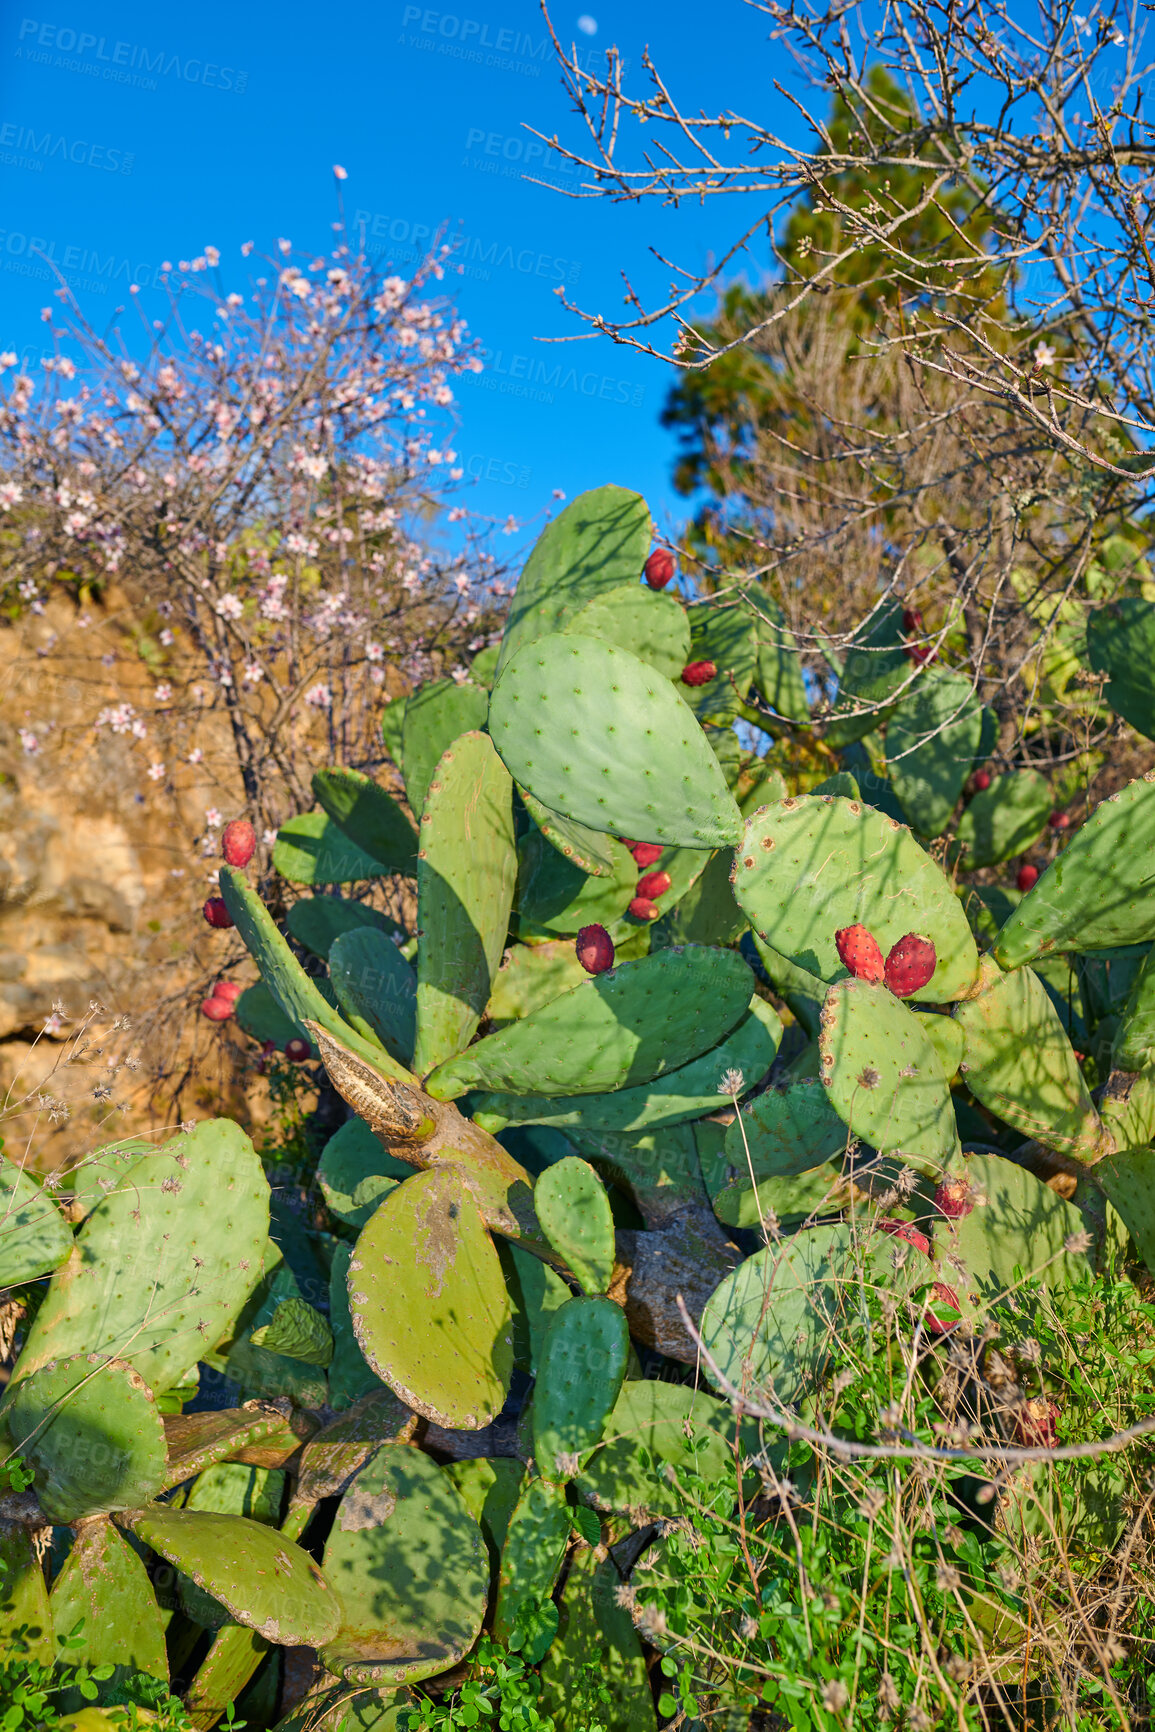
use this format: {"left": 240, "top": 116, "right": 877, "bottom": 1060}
{"left": 213, "top": 981, "right": 243, "bottom": 1004}
{"left": 575, "top": 924, "right": 615, "bottom": 975}
{"left": 221, "top": 818, "right": 257, "bottom": 868}
{"left": 630, "top": 841, "right": 664, "bottom": 869}
{"left": 644, "top": 547, "right": 676, "bottom": 590}
{"left": 1013, "top": 1396, "right": 1059, "bottom": 1448}
{"left": 201, "top": 996, "right": 233, "bottom": 1022}
{"left": 883, "top": 933, "right": 936, "bottom": 997}
{"left": 636, "top": 868, "right": 672, "bottom": 900}
{"left": 920, "top": 1281, "right": 962, "bottom": 1336}
{"left": 835, "top": 924, "right": 885, "bottom": 983}
{"left": 933, "top": 1175, "right": 974, "bottom": 1219}
{"left": 202, "top": 897, "right": 234, "bottom": 930}
{"left": 878, "top": 1218, "right": 930, "bottom": 1256}
{"left": 681, "top": 660, "right": 717, "bottom": 687}
{"left": 284, "top": 1036, "right": 311, "bottom": 1063}
{"left": 1017, "top": 863, "right": 1040, "bottom": 891}
{"left": 902, "top": 607, "right": 924, "bottom": 632}
{"left": 1049, "top": 810, "right": 1070, "bottom": 830}
{"left": 628, "top": 896, "right": 660, "bottom": 921}
{"left": 973, "top": 769, "right": 992, "bottom": 791}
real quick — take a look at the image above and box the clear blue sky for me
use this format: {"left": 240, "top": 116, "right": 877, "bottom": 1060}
{"left": 0, "top": 0, "right": 793, "bottom": 538}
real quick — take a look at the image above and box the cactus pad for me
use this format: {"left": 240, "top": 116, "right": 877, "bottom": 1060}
{"left": 819, "top": 980, "right": 959, "bottom": 1172}
{"left": 273, "top": 811, "right": 385, "bottom": 885}
{"left": 567, "top": 584, "right": 691, "bottom": 680}
{"left": 953, "top": 959, "right": 1103, "bottom": 1161}
{"left": 48, "top": 1516, "right": 168, "bottom": 1684}
{"left": 1111, "top": 949, "right": 1155, "bottom": 1071}
{"left": 724, "top": 1078, "right": 852, "bottom": 1180}
{"left": 487, "top": 939, "right": 589, "bottom": 1027}
{"left": 4, "top": 1355, "right": 167, "bottom": 1522}
{"left": 885, "top": 670, "right": 985, "bottom": 837}
{"left": 493, "top": 1474, "right": 572, "bottom": 1642}
{"left": 732, "top": 795, "right": 979, "bottom": 1000}
{"left": 411, "top": 731, "right": 517, "bottom": 1074}
{"left": 446, "top": 1456, "right": 527, "bottom": 1564}
{"left": 286, "top": 894, "right": 401, "bottom": 960}
{"left": 320, "top": 1443, "right": 488, "bottom": 1684}
{"left": 495, "top": 484, "right": 653, "bottom": 677}
{"left": 576, "top": 1379, "right": 737, "bottom": 1518}
{"left": 14, "top": 1120, "right": 268, "bottom": 1394}
{"left": 329, "top": 927, "right": 417, "bottom": 1064}
{"left": 0, "top": 1152, "right": 72, "bottom": 1286}
{"left": 939, "top": 1151, "right": 1095, "bottom": 1310}
{"left": 533, "top": 1157, "right": 614, "bottom": 1295}
{"left": 312, "top": 767, "right": 418, "bottom": 874}
{"left": 518, "top": 785, "right": 620, "bottom": 876}
{"left": 682, "top": 601, "right": 758, "bottom": 723}
{"left": 121, "top": 1505, "right": 341, "bottom": 1646}
{"left": 515, "top": 825, "right": 635, "bottom": 936}
{"left": 503, "top": 1241, "right": 572, "bottom": 1373}
{"left": 994, "top": 772, "right": 1155, "bottom": 968}
{"left": 749, "top": 591, "right": 810, "bottom": 724}
{"left": 489, "top": 633, "right": 743, "bottom": 849}
{"left": 348, "top": 1167, "right": 514, "bottom": 1430}
{"left": 954, "top": 770, "right": 1052, "bottom": 870}
{"left": 540, "top": 1543, "right": 657, "bottom": 1732}
{"left": 400, "top": 677, "right": 490, "bottom": 819}
{"left": 533, "top": 1296, "right": 629, "bottom": 1481}
{"left": 915, "top": 1010, "right": 965, "bottom": 1078}
{"left": 710, "top": 1157, "right": 849, "bottom": 1232}
{"left": 1086, "top": 596, "right": 1155, "bottom": 739}
{"left": 318, "top": 1117, "right": 411, "bottom": 1229}
{"left": 327, "top": 1244, "right": 389, "bottom": 1410}
{"left": 1097, "top": 1147, "right": 1155, "bottom": 1275}
{"left": 425, "top": 945, "right": 752, "bottom": 1101}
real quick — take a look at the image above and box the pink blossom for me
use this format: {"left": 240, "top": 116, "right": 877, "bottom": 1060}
{"left": 333, "top": 164, "right": 348, "bottom": 180}
{"left": 148, "top": 761, "right": 166, "bottom": 781}
{"left": 304, "top": 682, "right": 332, "bottom": 708}
{"left": 154, "top": 683, "right": 173, "bottom": 703}
{"left": 188, "top": 748, "right": 204, "bottom": 765}
{"left": 205, "top": 807, "right": 222, "bottom": 828}
{"left": 18, "top": 728, "right": 39, "bottom": 754}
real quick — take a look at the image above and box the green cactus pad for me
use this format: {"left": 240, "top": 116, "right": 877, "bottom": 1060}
{"left": 518, "top": 786, "right": 620, "bottom": 877}
{"left": 411, "top": 731, "right": 517, "bottom": 1074}
{"left": 348, "top": 1167, "right": 514, "bottom": 1429}
{"left": 472, "top": 996, "right": 780, "bottom": 1135}
{"left": 749, "top": 932, "right": 826, "bottom": 1038}
{"left": 749, "top": 591, "right": 810, "bottom": 724}
{"left": 330, "top": 928, "right": 417, "bottom": 1065}
{"left": 993, "top": 772, "right": 1155, "bottom": 968}
{"left": 837, "top": 741, "right": 907, "bottom": 824}
{"left": 445, "top": 1457, "right": 526, "bottom": 1565}
{"left": 651, "top": 847, "right": 747, "bottom": 949}
{"left": 48, "top": 1516, "right": 168, "bottom": 1684}
{"left": 939, "top": 1151, "right": 1095, "bottom": 1310}
{"left": 885, "top": 670, "right": 985, "bottom": 837}
{"left": 682, "top": 601, "right": 758, "bottom": 723}
{"left": 724, "top": 1078, "right": 852, "bottom": 1183}
{"left": 566, "top": 1122, "right": 704, "bottom": 1229}
{"left": 221, "top": 866, "right": 408, "bottom": 1079}
{"left": 14, "top": 1120, "right": 268, "bottom": 1395}
{"left": 177, "top": 1462, "right": 287, "bottom": 1628}
{"left": 953, "top": 959, "right": 1103, "bottom": 1161}
{"left": 489, "top": 633, "right": 743, "bottom": 850}
{"left": 161, "top": 1407, "right": 302, "bottom": 1492}
{"left": 809, "top": 771, "right": 861, "bottom": 801}
{"left": 953, "top": 771, "right": 1053, "bottom": 870}
{"left": 273, "top": 811, "right": 386, "bottom": 885}
{"left": 711, "top": 1157, "right": 849, "bottom": 1232}
{"left": 66, "top": 1138, "right": 156, "bottom": 1222}
{"left": 286, "top": 895, "right": 402, "bottom": 961}
{"left": 425, "top": 945, "right": 752, "bottom": 1101}
{"left": 540, "top": 1541, "right": 657, "bottom": 1732}
{"left": 181, "top": 1626, "right": 271, "bottom": 1726}
{"left": 503, "top": 1241, "right": 572, "bottom": 1374}
{"left": 495, "top": 484, "right": 653, "bottom": 677}
{"left": 732, "top": 795, "right": 979, "bottom": 1000}
{"left": 493, "top": 1474, "right": 572, "bottom": 1642}
{"left": 293, "top": 1388, "right": 416, "bottom": 1505}
{"left": 824, "top": 603, "right": 910, "bottom": 744}
{"left": 916, "top": 1010, "right": 965, "bottom": 1079}
{"left": 1112, "top": 950, "right": 1155, "bottom": 1071}
{"left": 575, "top": 1380, "right": 737, "bottom": 1518}
{"left": 515, "top": 826, "right": 635, "bottom": 936}
{"left": 312, "top": 768, "right": 418, "bottom": 874}
{"left": 0, "top": 1523, "right": 53, "bottom": 1666}
{"left": 701, "top": 1223, "right": 911, "bottom": 1405}
{"left": 487, "top": 939, "right": 588, "bottom": 1027}
{"left": 121, "top": 1505, "right": 341, "bottom": 1646}
{"left": 321, "top": 1443, "right": 488, "bottom": 1685}
{"left": 327, "top": 1244, "right": 389, "bottom": 1410}
{"left": 318, "top": 1117, "right": 411, "bottom": 1229}
{"left": 819, "top": 980, "right": 959, "bottom": 1172}
{"left": 381, "top": 694, "right": 407, "bottom": 769}
{"left": 234, "top": 980, "right": 302, "bottom": 1052}
{"left": 250, "top": 1297, "right": 334, "bottom": 1366}
{"left": 0, "top": 1152, "right": 72, "bottom": 1286}
{"left": 533, "top": 1296, "right": 629, "bottom": 1481}
{"left": 533, "top": 1157, "right": 615, "bottom": 1295}
{"left": 567, "top": 584, "right": 691, "bottom": 681}
{"left": 1097, "top": 1147, "right": 1155, "bottom": 1274}
{"left": 400, "top": 677, "right": 491, "bottom": 819}
{"left": 1086, "top": 597, "right": 1155, "bottom": 739}
{"left": 3, "top": 1355, "right": 166, "bottom": 1523}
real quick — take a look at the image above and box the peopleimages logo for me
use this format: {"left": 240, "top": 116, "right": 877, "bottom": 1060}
{"left": 0, "top": 230, "right": 157, "bottom": 296}
{"left": 354, "top": 210, "right": 581, "bottom": 287}
{"left": 15, "top": 19, "right": 248, "bottom": 92}
{"left": 0, "top": 119, "right": 134, "bottom": 172}
{"left": 397, "top": 7, "right": 621, "bottom": 79}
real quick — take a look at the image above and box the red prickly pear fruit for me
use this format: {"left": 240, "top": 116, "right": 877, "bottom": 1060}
{"left": 902, "top": 607, "right": 924, "bottom": 633}
{"left": 221, "top": 819, "right": 257, "bottom": 868}
{"left": 643, "top": 548, "right": 676, "bottom": 590}
{"left": 878, "top": 1218, "right": 931, "bottom": 1257}
{"left": 213, "top": 980, "right": 243, "bottom": 1004}
{"left": 1049, "top": 810, "right": 1070, "bottom": 830}
{"left": 973, "top": 768, "right": 992, "bottom": 791}
{"left": 934, "top": 1175, "right": 974, "bottom": 1219}
{"left": 628, "top": 896, "right": 660, "bottom": 921}
{"left": 835, "top": 924, "right": 885, "bottom": 983}
{"left": 883, "top": 933, "right": 936, "bottom": 998}
{"left": 200, "top": 996, "right": 234, "bottom": 1022}
{"left": 619, "top": 838, "right": 638, "bottom": 850}
{"left": 630, "top": 841, "right": 664, "bottom": 869}
{"left": 1017, "top": 863, "right": 1040, "bottom": 892}
{"left": 1012, "top": 1396, "right": 1059, "bottom": 1449}
{"left": 905, "top": 642, "right": 935, "bottom": 666}
{"left": 576, "top": 924, "right": 615, "bottom": 975}
{"left": 920, "top": 1281, "right": 962, "bottom": 1336}
{"left": 681, "top": 660, "right": 717, "bottom": 687}
{"left": 202, "top": 897, "right": 234, "bottom": 930}
{"left": 284, "top": 1037, "right": 311, "bottom": 1063}
{"left": 636, "top": 868, "right": 672, "bottom": 900}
